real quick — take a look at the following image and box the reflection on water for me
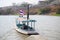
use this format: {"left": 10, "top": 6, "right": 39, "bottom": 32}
{"left": 0, "top": 15, "right": 60, "bottom": 40}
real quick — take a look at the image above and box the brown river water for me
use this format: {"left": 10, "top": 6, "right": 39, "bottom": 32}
{"left": 0, "top": 15, "right": 60, "bottom": 40}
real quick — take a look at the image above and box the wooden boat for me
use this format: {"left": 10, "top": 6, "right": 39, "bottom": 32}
{"left": 15, "top": 4, "right": 38, "bottom": 35}
{"left": 15, "top": 17, "right": 39, "bottom": 35}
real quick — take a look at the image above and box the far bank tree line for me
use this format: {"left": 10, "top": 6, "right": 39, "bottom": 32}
{"left": 0, "top": 8, "right": 16, "bottom": 15}
{"left": 0, "top": 2, "right": 60, "bottom": 15}
{"left": 40, "top": 5, "right": 60, "bottom": 15}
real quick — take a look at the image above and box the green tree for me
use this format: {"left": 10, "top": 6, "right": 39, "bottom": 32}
{"left": 6, "top": 8, "right": 12, "bottom": 15}
{"left": 20, "top": 2, "right": 28, "bottom": 7}
{"left": 56, "top": 8, "right": 60, "bottom": 14}
{"left": 40, "top": 8, "right": 51, "bottom": 15}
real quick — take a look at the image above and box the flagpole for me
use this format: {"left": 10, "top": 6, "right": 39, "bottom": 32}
{"left": 27, "top": 4, "right": 29, "bottom": 26}
{"left": 27, "top": 4, "right": 29, "bottom": 20}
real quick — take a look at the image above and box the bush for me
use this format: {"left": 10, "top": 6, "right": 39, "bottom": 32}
{"left": 56, "top": 8, "right": 60, "bottom": 14}
{"left": 40, "top": 8, "right": 51, "bottom": 15}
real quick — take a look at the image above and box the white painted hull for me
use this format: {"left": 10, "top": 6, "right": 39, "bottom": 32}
{"left": 15, "top": 28, "right": 38, "bottom": 35}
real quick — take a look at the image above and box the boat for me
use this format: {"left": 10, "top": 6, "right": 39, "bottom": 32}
{"left": 15, "top": 4, "right": 39, "bottom": 35}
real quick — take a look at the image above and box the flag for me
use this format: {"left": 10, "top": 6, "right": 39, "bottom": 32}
{"left": 19, "top": 10, "right": 24, "bottom": 15}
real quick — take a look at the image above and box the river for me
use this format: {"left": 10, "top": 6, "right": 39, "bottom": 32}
{"left": 0, "top": 15, "right": 60, "bottom": 40}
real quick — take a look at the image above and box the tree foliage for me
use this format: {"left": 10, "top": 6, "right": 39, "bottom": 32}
{"left": 20, "top": 2, "right": 29, "bottom": 7}
{"left": 56, "top": 8, "right": 60, "bottom": 14}
{"left": 40, "top": 8, "right": 51, "bottom": 15}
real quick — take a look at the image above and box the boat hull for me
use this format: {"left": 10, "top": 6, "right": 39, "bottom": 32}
{"left": 15, "top": 28, "right": 39, "bottom": 35}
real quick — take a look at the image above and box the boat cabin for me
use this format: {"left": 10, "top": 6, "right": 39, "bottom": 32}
{"left": 16, "top": 17, "right": 36, "bottom": 31}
